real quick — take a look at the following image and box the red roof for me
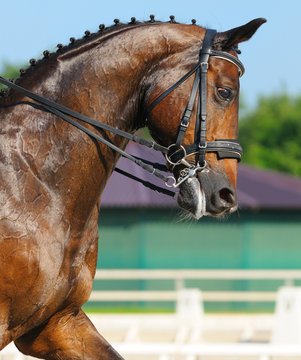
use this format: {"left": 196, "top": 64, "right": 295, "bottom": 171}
{"left": 100, "top": 143, "right": 301, "bottom": 210}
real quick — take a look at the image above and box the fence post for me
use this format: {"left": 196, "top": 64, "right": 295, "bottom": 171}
{"left": 272, "top": 287, "right": 301, "bottom": 344}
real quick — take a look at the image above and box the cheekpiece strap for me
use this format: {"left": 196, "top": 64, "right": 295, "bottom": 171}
{"left": 196, "top": 29, "right": 217, "bottom": 166}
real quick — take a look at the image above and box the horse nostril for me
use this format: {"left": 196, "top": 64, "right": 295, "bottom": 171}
{"left": 219, "top": 187, "right": 235, "bottom": 207}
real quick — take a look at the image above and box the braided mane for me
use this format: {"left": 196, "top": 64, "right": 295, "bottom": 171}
{"left": 0, "top": 16, "right": 188, "bottom": 95}
{"left": 0, "top": 15, "right": 244, "bottom": 102}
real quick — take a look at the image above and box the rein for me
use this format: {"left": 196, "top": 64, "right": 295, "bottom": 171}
{"left": 0, "top": 75, "right": 175, "bottom": 197}
{"left": 0, "top": 28, "right": 244, "bottom": 198}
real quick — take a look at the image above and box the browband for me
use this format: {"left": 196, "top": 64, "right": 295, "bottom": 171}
{"left": 210, "top": 50, "right": 245, "bottom": 76}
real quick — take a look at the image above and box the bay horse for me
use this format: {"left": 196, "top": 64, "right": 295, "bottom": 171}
{"left": 0, "top": 17, "right": 265, "bottom": 359}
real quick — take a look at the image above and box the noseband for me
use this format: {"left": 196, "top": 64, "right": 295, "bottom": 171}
{"left": 0, "top": 29, "right": 244, "bottom": 197}
{"left": 146, "top": 29, "right": 244, "bottom": 187}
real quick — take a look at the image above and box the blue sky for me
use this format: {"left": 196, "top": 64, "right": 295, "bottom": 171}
{"left": 0, "top": 0, "right": 300, "bottom": 108}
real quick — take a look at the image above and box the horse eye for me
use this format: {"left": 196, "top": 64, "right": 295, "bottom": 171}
{"left": 217, "top": 87, "right": 232, "bottom": 100}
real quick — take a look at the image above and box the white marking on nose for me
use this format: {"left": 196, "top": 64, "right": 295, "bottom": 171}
{"left": 187, "top": 177, "right": 207, "bottom": 220}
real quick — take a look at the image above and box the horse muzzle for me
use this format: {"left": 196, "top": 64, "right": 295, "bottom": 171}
{"left": 177, "top": 167, "right": 238, "bottom": 219}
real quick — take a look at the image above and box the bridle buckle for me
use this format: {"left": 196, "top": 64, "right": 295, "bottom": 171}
{"left": 200, "top": 62, "right": 209, "bottom": 72}
{"left": 198, "top": 142, "right": 207, "bottom": 149}
{"left": 180, "top": 118, "right": 189, "bottom": 128}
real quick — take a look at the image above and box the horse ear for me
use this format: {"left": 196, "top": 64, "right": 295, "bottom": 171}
{"left": 214, "top": 18, "right": 267, "bottom": 50}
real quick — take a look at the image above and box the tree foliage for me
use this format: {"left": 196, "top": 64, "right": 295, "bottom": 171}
{"left": 0, "top": 63, "right": 22, "bottom": 89}
{"left": 239, "top": 93, "right": 301, "bottom": 176}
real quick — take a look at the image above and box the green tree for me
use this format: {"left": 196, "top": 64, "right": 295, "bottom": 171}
{"left": 0, "top": 63, "right": 22, "bottom": 90}
{"left": 239, "top": 93, "right": 301, "bottom": 176}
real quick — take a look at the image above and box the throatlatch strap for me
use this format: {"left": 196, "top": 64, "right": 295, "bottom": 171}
{"left": 175, "top": 67, "right": 201, "bottom": 147}
{"left": 145, "top": 62, "right": 201, "bottom": 117}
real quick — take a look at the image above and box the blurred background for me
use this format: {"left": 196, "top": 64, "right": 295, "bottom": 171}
{"left": 1, "top": 1, "right": 301, "bottom": 359}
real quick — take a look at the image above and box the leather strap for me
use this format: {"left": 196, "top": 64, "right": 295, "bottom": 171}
{"left": 0, "top": 76, "right": 171, "bottom": 184}
{"left": 197, "top": 29, "right": 217, "bottom": 166}
{"left": 114, "top": 167, "right": 175, "bottom": 197}
{"left": 0, "top": 76, "right": 168, "bottom": 155}
{"left": 169, "top": 140, "right": 243, "bottom": 164}
{"left": 145, "top": 61, "right": 201, "bottom": 117}
{"left": 210, "top": 50, "right": 245, "bottom": 76}
{"left": 175, "top": 67, "right": 200, "bottom": 147}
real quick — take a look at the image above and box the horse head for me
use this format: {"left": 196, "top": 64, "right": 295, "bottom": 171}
{"left": 145, "top": 19, "right": 266, "bottom": 219}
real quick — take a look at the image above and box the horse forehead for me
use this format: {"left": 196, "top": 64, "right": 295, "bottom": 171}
{"left": 209, "top": 56, "right": 241, "bottom": 83}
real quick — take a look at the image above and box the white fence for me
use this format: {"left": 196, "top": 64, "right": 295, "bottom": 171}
{"left": 3, "top": 340, "right": 301, "bottom": 360}
{"left": 3, "top": 313, "right": 301, "bottom": 360}
{"left": 114, "top": 343, "right": 301, "bottom": 360}
{"left": 94, "top": 269, "right": 301, "bottom": 282}
{"left": 90, "top": 269, "right": 301, "bottom": 303}
{"left": 3, "top": 270, "right": 301, "bottom": 360}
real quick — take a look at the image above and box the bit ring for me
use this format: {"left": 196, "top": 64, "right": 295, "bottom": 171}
{"left": 165, "top": 144, "right": 187, "bottom": 166}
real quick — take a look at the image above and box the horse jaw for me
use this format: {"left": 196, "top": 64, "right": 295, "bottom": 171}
{"left": 177, "top": 177, "right": 207, "bottom": 220}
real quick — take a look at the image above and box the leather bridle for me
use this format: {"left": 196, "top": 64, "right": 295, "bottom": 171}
{"left": 146, "top": 29, "right": 244, "bottom": 188}
{"left": 0, "top": 29, "right": 244, "bottom": 198}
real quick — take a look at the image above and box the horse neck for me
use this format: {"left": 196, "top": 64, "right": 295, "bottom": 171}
{"left": 1, "top": 24, "right": 200, "bottom": 233}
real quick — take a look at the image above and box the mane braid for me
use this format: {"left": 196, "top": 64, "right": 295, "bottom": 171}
{"left": 1, "top": 19, "right": 168, "bottom": 95}
{"left": 0, "top": 17, "right": 203, "bottom": 102}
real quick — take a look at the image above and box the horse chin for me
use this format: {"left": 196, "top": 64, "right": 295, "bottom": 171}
{"left": 177, "top": 177, "right": 208, "bottom": 220}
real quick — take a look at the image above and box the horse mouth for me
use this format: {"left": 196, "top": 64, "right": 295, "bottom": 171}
{"left": 177, "top": 177, "right": 208, "bottom": 219}
{"left": 177, "top": 173, "right": 238, "bottom": 219}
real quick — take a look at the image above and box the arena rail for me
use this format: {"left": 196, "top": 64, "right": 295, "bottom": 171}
{"left": 3, "top": 342, "right": 301, "bottom": 360}
{"left": 90, "top": 269, "right": 301, "bottom": 303}
{"left": 113, "top": 342, "right": 301, "bottom": 360}
{"left": 89, "top": 290, "right": 276, "bottom": 302}
{"left": 94, "top": 269, "right": 301, "bottom": 282}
